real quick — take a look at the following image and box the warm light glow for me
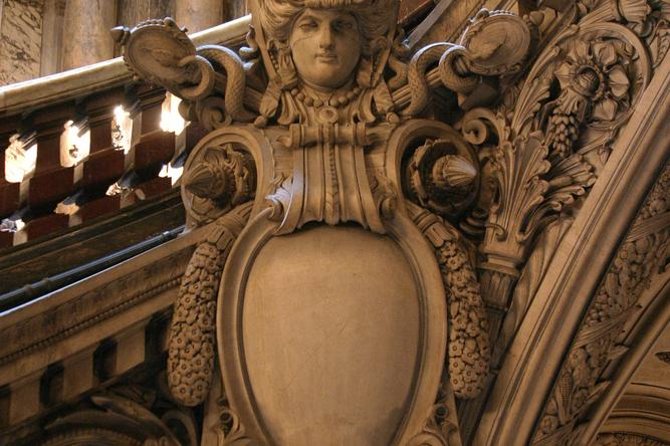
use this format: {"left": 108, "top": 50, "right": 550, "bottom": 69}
{"left": 160, "top": 93, "right": 187, "bottom": 135}
{"left": 4, "top": 135, "right": 37, "bottom": 183}
{"left": 112, "top": 105, "right": 133, "bottom": 154}
{"left": 159, "top": 163, "right": 184, "bottom": 186}
{"left": 60, "top": 120, "right": 90, "bottom": 167}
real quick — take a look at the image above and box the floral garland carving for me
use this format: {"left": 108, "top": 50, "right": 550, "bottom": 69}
{"left": 410, "top": 202, "right": 490, "bottom": 399}
{"left": 533, "top": 164, "right": 670, "bottom": 444}
{"left": 167, "top": 202, "right": 253, "bottom": 406}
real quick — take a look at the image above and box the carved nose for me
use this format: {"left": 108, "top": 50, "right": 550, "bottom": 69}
{"left": 319, "top": 27, "right": 334, "bottom": 48}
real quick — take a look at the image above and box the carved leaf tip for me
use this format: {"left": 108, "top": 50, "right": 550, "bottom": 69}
{"left": 184, "top": 163, "right": 228, "bottom": 200}
{"left": 433, "top": 155, "right": 478, "bottom": 188}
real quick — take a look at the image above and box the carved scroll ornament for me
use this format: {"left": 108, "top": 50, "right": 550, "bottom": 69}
{"left": 116, "top": 1, "right": 534, "bottom": 443}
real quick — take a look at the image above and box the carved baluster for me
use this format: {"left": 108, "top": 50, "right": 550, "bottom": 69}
{"left": 115, "top": 86, "right": 177, "bottom": 206}
{"left": 138, "top": 87, "right": 177, "bottom": 184}
{"left": 68, "top": 87, "right": 128, "bottom": 225}
{"left": 0, "top": 116, "right": 25, "bottom": 248}
{"left": 24, "top": 104, "right": 77, "bottom": 241}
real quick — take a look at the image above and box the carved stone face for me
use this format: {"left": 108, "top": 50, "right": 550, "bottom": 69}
{"left": 289, "top": 8, "right": 361, "bottom": 90}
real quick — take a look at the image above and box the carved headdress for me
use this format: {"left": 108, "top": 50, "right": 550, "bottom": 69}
{"left": 254, "top": 0, "right": 398, "bottom": 51}
{"left": 250, "top": 0, "right": 399, "bottom": 89}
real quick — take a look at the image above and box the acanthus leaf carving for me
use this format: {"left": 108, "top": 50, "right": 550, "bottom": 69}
{"left": 456, "top": 1, "right": 653, "bottom": 358}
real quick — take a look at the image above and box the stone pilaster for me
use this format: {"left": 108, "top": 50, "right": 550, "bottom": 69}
{"left": 175, "top": 0, "right": 223, "bottom": 33}
{"left": 0, "top": 0, "right": 45, "bottom": 86}
{"left": 62, "top": 0, "right": 117, "bottom": 70}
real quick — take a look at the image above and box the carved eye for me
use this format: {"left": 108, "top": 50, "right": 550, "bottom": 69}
{"left": 333, "top": 20, "right": 354, "bottom": 33}
{"left": 299, "top": 20, "right": 318, "bottom": 32}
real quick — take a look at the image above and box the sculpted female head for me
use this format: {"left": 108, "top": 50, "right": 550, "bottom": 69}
{"left": 257, "top": 0, "right": 396, "bottom": 90}
{"left": 290, "top": 8, "right": 361, "bottom": 89}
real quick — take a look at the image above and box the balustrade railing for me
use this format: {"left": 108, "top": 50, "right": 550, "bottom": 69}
{"left": 0, "top": 16, "right": 250, "bottom": 249}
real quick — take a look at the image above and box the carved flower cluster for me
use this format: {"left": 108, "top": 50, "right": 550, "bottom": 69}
{"left": 168, "top": 241, "right": 223, "bottom": 406}
{"left": 168, "top": 226, "right": 237, "bottom": 406}
{"left": 547, "top": 38, "right": 631, "bottom": 159}
{"left": 435, "top": 236, "right": 490, "bottom": 399}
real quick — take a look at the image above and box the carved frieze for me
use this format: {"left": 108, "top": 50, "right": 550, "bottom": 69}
{"left": 533, "top": 163, "right": 670, "bottom": 444}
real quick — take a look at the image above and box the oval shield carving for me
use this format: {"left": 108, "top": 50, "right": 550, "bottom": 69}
{"left": 218, "top": 212, "right": 447, "bottom": 445}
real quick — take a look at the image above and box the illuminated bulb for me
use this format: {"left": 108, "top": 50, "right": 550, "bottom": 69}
{"left": 160, "top": 93, "right": 187, "bottom": 135}
{"left": 4, "top": 135, "right": 37, "bottom": 183}
{"left": 112, "top": 105, "right": 133, "bottom": 154}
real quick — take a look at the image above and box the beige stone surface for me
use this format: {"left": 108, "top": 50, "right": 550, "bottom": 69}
{"left": 243, "top": 225, "right": 420, "bottom": 445}
{"left": 39, "top": 0, "right": 65, "bottom": 76}
{"left": 0, "top": 0, "right": 45, "bottom": 86}
{"left": 0, "top": 15, "right": 251, "bottom": 115}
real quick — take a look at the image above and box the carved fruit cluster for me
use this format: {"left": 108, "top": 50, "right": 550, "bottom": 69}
{"left": 545, "top": 111, "right": 581, "bottom": 160}
{"left": 438, "top": 236, "right": 491, "bottom": 398}
{"left": 168, "top": 216, "right": 242, "bottom": 406}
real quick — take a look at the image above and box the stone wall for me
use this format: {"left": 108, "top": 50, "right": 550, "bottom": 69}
{"left": 0, "top": 0, "right": 45, "bottom": 86}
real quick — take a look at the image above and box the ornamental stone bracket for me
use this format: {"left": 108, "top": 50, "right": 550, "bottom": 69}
{"left": 2, "top": 0, "right": 670, "bottom": 445}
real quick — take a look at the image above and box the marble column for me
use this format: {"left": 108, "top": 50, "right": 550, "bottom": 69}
{"left": 62, "top": 0, "right": 117, "bottom": 70}
{"left": 0, "top": 0, "right": 45, "bottom": 85}
{"left": 175, "top": 0, "right": 223, "bottom": 33}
